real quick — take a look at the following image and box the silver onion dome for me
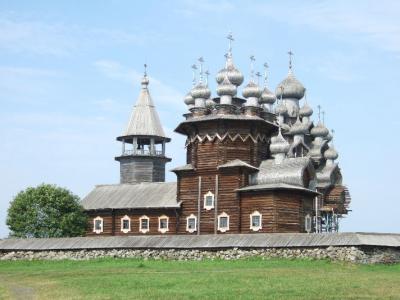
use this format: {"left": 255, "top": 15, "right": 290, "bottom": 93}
{"left": 299, "top": 102, "right": 313, "bottom": 117}
{"left": 206, "top": 98, "right": 215, "bottom": 108}
{"left": 325, "top": 131, "right": 333, "bottom": 142}
{"left": 216, "top": 55, "right": 244, "bottom": 86}
{"left": 324, "top": 146, "right": 338, "bottom": 160}
{"left": 275, "top": 72, "right": 305, "bottom": 99}
{"left": 259, "top": 87, "right": 276, "bottom": 105}
{"left": 191, "top": 83, "right": 211, "bottom": 99}
{"left": 184, "top": 92, "right": 195, "bottom": 106}
{"left": 275, "top": 102, "right": 288, "bottom": 115}
{"left": 289, "top": 118, "right": 308, "bottom": 135}
{"left": 270, "top": 132, "right": 290, "bottom": 154}
{"left": 311, "top": 122, "right": 329, "bottom": 137}
{"left": 242, "top": 81, "right": 262, "bottom": 99}
{"left": 216, "top": 75, "right": 237, "bottom": 97}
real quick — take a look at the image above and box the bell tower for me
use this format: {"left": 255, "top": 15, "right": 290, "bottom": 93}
{"left": 115, "top": 65, "right": 171, "bottom": 184}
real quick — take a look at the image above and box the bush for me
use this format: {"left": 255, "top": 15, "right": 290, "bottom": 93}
{"left": 6, "top": 184, "right": 87, "bottom": 238}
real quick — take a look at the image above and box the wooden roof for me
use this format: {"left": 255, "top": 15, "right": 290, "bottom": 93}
{"left": 121, "top": 80, "right": 168, "bottom": 139}
{"left": 1, "top": 233, "right": 400, "bottom": 251}
{"left": 81, "top": 182, "right": 179, "bottom": 210}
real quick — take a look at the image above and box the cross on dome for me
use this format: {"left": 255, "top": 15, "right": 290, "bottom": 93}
{"left": 288, "top": 50, "right": 294, "bottom": 71}
{"left": 263, "top": 62, "right": 269, "bottom": 86}
{"left": 191, "top": 64, "right": 197, "bottom": 86}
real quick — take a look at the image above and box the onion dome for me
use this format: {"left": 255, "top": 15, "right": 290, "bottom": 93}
{"left": 205, "top": 98, "right": 215, "bottom": 108}
{"left": 184, "top": 92, "right": 194, "bottom": 106}
{"left": 299, "top": 102, "right": 313, "bottom": 117}
{"left": 324, "top": 145, "right": 338, "bottom": 160}
{"left": 242, "top": 81, "right": 262, "bottom": 99}
{"left": 325, "top": 131, "right": 333, "bottom": 142}
{"left": 311, "top": 121, "right": 329, "bottom": 137}
{"left": 216, "top": 55, "right": 244, "bottom": 86}
{"left": 275, "top": 102, "right": 288, "bottom": 115}
{"left": 216, "top": 75, "right": 237, "bottom": 97}
{"left": 259, "top": 87, "right": 276, "bottom": 105}
{"left": 289, "top": 117, "right": 308, "bottom": 135}
{"left": 191, "top": 83, "right": 211, "bottom": 100}
{"left": 270, "top": 131, "right": 290, "bottom": 155}
{"left": 275, "top": 72, "right": 305, "bottom": 99}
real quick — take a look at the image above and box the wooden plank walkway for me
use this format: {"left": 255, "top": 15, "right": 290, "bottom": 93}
{"left": 0, "top": 233, "right": 399, "bottom": 251}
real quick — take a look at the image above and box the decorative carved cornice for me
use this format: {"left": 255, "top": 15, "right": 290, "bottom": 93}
{"left": 185, "top": 133, "right": 268, "bottom": 146}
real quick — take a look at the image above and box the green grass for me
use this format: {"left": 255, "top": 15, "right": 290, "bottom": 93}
{"left": 0, "top": 258, "right": 399, "bottom": 299}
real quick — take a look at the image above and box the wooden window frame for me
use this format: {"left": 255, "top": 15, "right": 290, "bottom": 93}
{"left": 139, "top": 215, "right": 150, "bottom": 234}
{"left": 203, "top": 191, "right": 215, "bottom": 210}
{"left": 186, "top": 214, "right": 197, "bottom": 233}
{"left": 120, "top": 215, "right": 131, "bottom": 234}
{"left": 93, "top": 216, "right": 103, "bottom": 234}
{"left": 158, "top": 215, "right": 169, "bottom": 234}
{"left": 250, "top": 211, "right": 262, "bottom": 232}
{"left": 217, "top": 212, "right": 230, "bottom": 233}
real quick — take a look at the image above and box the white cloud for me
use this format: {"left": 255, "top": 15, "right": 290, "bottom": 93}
{"left": 251, "top": 0, "right": 400, "bottom": 55}
{"left": 0, "top": 14, "right": 157, "bottom": 56}
{"left": 93, "top": 59, "right": 185, "bottom": 108}
{"left": 175, "top": 0, "right": 235, "bottom": 17}
{"left": 0, "top": 66, "right": 61, "bottom": 99}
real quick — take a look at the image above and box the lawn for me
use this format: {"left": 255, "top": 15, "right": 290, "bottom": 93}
{"left": 0, "top": 258, "right": 399, "bottom": 299}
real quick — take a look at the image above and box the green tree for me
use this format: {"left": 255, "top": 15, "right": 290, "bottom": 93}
{"left": 6, "top": 184, "right": 87, "bottom": 238}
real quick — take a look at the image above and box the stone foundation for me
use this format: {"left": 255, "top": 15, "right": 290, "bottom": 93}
{"left": 1, "top": 247, "right": 400, "bottom": 264}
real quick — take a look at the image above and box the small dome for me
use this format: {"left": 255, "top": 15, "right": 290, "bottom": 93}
{"left": 275, "top": 102, "right": 288, "bottom": 115}
{"left": 216, "top": 76, "right": 237, "bottom": 97}
{"left": 299, "top": 102, "right": 313, "bottom": 117}
{"left": 275, "top": 72, "right": 305, "bottom": 99}
{"left": 184, "top": 92, "right": 194, "bottom": 106}
{"left": 242, "top": 81, "right": 262, "bottom": 99}
{"left": 289, "top": 118, "right": 308, "bottom": 135}
{"left": 311, "top": 122, "right": 329, "bottom": 137}
{"left": 324, "top": 146, "right": 338, "bottom": 160}
{"left": 270, "top": 132, "right": 290, "bottom": 155}
{"left": 259, "top": 87, "right": 276, "bottom": 105}
{"left": 325, "top": 132, "right": 333, "bottom": 142}
{"left": 216, "top": 55, "right": 244, "bottom": 86}
{"left": 206, "top": 98, "right": 215, "bottom": 108}
{"left": 191, "top": 83, "right": 211, "bottom": 99}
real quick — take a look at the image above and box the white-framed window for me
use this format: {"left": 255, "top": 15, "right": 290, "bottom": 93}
{"left": 217, "top": 212, "right": 230, "bottom": 233}
{"left": 305, "top": 214, "right": 312, "bottom": 233}
{"left": 186, "top": 214, "right": 197, "bottom": 233}
{"left": 203, "top": 191, "right": 215, "bottom": 210}
{"left": 250, "top": 211, "right": 262, "bottom": 232}
{"left": 139, "top": 215, "right": 150, "bottom": 234}
{"left": 158, "top": 215, "right": 169, "bottom": 234}
{"left": 93, "top": 216, "right": 103, "bottom": 234}
{"left": 120, "top": 215, "right": 131, "bottom": 234}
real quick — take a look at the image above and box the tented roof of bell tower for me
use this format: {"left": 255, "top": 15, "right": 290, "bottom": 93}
{"left": 119, "top": 75, "right": 169, "bottom": 141}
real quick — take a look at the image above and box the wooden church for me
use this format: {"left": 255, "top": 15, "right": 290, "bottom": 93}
{"left": 82, "top": 35, "right": 351, "bottom": 236}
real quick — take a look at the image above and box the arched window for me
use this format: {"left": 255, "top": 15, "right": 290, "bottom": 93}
{"left": 217, "top": 212, "right": 229, "bottom": 233}
{"left": 186, "top": 214, "right": 197, "bottom": 233}
{"left": 203, "top": 191, "right": 215, "bottom": 210}
{"left": 158, "top": 215, "right": 169, "bottom": 234}
{"left": 93, "top": 216, "right": 103, "bottom": 234}
{"left": 139, "top": 215, "right": 150, "bottom": 234}
{"left": 120, "top": 215, "right": 131, "bottom": 233}
{"left": 250, "top": 211, "right": 262, "bottom": 231}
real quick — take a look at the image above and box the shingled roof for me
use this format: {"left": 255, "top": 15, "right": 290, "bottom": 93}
{"left": 122, "top": 77, "right": 167, "bottom": 138}
{"left": 81, "top": 182, "right": 179, "bottom": 210}
{"left": 251, "top": 157, "right": 315, "bottom": 188}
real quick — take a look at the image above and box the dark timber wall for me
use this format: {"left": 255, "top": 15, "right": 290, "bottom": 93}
{"left": 117, "top": 156, "right": 168, "bottom": 184}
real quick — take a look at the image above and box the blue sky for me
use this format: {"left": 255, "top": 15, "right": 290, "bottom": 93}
{"left": 0, "top": 0, "right": 399, "bottom": 237}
